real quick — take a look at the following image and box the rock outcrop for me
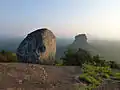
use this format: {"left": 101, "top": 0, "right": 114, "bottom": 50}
{"left": 69, "top": 34, "right": 98, "bottom": 55}
{"left": 75, "top": 34, "right": 87, "bottom": 42}
{"left": 16, "top": 28, "right": 56, "bottom": 64}
{"left": 0, "top": 63, "right": 82, "bottom": 90}
{"left": 70, "top": 34, "right": 89, "bottom": 50}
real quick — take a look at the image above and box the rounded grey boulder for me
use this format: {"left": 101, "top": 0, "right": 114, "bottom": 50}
{"left": 16, "top": 28, "right": 56, "bottom": 64}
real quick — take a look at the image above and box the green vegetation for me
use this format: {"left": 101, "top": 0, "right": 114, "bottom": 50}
{"left": 61, "top": 48, "right": 92, "bottom": 66}
{"left": 79, "top": 64, "right": 112, "bottom": 89}
{"left": 61, "top": 48, "right": 119, "bottom": 68}
{"left": 59, "top": 48, "right": 120, "bottom": 90}
{"left": 54, "top": 59, "right": 63, "bottom": 66}
{"left": 112, "top": 72, "right": 120, "bottom": 80}
{"left": 79, "top": 64, "right": 120, "bottom": 90}
{"left": 0, "top": 50, "right": 17, "bottom": 62}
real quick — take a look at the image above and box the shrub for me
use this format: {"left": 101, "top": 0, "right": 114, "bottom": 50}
{"left": 61, "top": 48, "right": 119, "bottom": 69}
{"left": 112, "top": 72, "right": 120, "bottom": 80}
{"left": 92, "top": 55, "right": 107, "bottom": 67}
{"left": 0, "top": 50, "right": 17, "bottom": 62}
{"left": 107, "top": 61, "right": 120, "bottom": 69}
{"left": 79, "top": 64, "right": 112, "bottom": 89}
{"left": 61, "top": 48, "right": 92, "bottom": 66}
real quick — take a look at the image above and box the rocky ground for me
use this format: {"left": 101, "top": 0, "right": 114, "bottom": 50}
{"left": 0, "top": 63, "right": 83, "bottom": 90}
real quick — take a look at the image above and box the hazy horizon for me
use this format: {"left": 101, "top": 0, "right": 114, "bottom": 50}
{"left": 0, "top": 0, "right": 120, "bottom": 40}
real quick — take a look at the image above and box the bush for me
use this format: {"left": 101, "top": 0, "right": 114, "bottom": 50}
{"left": 79, "top": 64, "right": 112, "bottom": 89}
{"left": 61, "top": 48, "right": 92, "bottom": 66}
{"left": 61, "top": 48, "right": 119, "bottom": 69}
{"left": 107, "top": 61, "right": 120, "bottom": 69}
{"left": 112, "top": 72, "right": 120, "bottom": 80}
{"left": 55, "top": 63, "right": 63, "bottom": 66}
{"left": 0, "top": 50, "right": 17, "bottom": 62}
{"left": 92, "top": 55, "right": 107, "bottom": 67}
{"left": 79, "top": 73, "right": 100, "bottom": 85}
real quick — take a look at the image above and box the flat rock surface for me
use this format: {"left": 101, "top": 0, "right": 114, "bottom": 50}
{"left": 0, "top": 63, "right": 82, "bottom": 90}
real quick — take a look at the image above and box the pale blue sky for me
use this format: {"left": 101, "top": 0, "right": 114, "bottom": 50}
{"left": 0, "top": 0, "right": 120, "bottom": 39}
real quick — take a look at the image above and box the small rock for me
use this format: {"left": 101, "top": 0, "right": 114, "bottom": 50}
{"left": 18, "top": 80, "right": 23, "bottom": 84}
{"left": 24, "top": 75, "right": 31, "bottom": 80}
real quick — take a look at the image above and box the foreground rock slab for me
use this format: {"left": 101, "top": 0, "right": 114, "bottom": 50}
{"left": 0, "top": 63, "right": 81, "bottom": 90}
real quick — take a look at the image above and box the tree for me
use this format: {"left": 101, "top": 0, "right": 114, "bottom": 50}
{"left": 1, "top": 50, "right": 6, "bottom": 55}
{"left": 92, "top": 55, "right": 107, "bottom": 67}
{"left": 61, "top": 48, "right": 92, "bottom": 66}
{"left": 107, "top": 61, "right": 119, "bottom": 69}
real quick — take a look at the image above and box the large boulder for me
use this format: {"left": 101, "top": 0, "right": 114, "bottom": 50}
{"left": 16, "top": 28, "right": 56, "bottom": 64}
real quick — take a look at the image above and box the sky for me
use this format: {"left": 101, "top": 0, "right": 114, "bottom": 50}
{"left": 0, "top": 0, "right": 120, "bottom": 40}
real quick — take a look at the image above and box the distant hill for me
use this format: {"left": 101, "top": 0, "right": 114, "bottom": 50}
{"left": 0, "top": 38, "right": 22, "bottom": 52}
{"left": 56, "top": 38, "right": 73, "bottom": 59}
{"left": 89, "top": 40, "right": 120, "bottom": 63}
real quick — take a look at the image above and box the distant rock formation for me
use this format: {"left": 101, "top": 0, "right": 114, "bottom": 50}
{"left": 75, "top": 34, "right": 87, "bottom": 42}
{"left": 70, "top": 34, "right": 98, "bottom": 55}
{"left": 16, "top": 28, "right": 56, "bottom": 64}
{"left": 70, "top": 34, "right": 89, "bottom": 49}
